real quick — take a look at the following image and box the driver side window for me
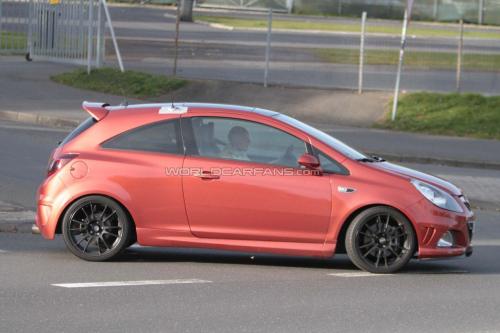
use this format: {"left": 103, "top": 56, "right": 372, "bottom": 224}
{"left": 190, "top": 117, "right": 307, "bottom": 168}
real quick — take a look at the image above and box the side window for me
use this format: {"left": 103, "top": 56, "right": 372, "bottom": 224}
{"left": 102, "top": 120, "right": 182, "bottom": 154}
{"left": 313, "top": 147, "right": 349, "bottom": 175}
{"left": 190, "top": 117, "right": 307, "bottom": 168}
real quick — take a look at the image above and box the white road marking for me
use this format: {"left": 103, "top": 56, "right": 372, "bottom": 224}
{"left": 328, "top": 272, "right": 390, "bottom": 278}
{"left": 52, "top": 279, "right": 212, "bottom": 288}
{"left": 0, "top": 249, "right": 9, "bottom": 253}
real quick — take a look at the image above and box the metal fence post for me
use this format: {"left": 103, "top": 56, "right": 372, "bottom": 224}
{"left": 28, "top": 0, "right": 33, "bottom": 57}
{"left": 391, "top": 9, "right": 408, "bottom": 122}
{"left": 0, "top": 0, "right": 3, "bottom": 49}
{"left": 173, "top": 1, "right": 180, "bottom": 77}
{"left": 433, "top": 0, "right": 438, "bottom": 20}
{"left": 96, "top": 0, "right": 103, "bottom": 67}
{"left": 263, "top": 8, "right": 272, "bottom": 87}
{"left": 358, "top": 11, "right": 367, "bottom": 95}
{"left": 86, "top": 0, "right": 94, "bottom": 74}
{"left": 478, "top": 0, "right": 484, "bottom": 25}
{"left": 456, "top": 19, "right": 464, "bottom": 93}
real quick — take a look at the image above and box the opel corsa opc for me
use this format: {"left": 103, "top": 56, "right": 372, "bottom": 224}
{"left": 34, "top": 102, "right": 474, "bottom": 273}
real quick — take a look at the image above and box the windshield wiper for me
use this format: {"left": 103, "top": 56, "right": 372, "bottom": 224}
{"left": 356, "top": 157, "right": 376, "bottom": 163}
{"left": 371, "top": 155, "right": 386, "bottom": 162}
{"left": 356, "top": 156, "right": 386, "bottom": 163}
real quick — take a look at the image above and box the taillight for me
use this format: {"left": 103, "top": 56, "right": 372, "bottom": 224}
{"left": 47, "top": 153, "right": 79, "bottom": 177}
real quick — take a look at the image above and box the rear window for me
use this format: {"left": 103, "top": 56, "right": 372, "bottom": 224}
{"left": 60, "top": 117, "right": 97, "bottom": 146}
{"left": 101, "top": 120, "right": 182, "bottom": 154}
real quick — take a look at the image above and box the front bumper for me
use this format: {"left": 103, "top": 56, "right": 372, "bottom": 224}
{"left": 407, "top": 198, "right": 474, "bottom": 259}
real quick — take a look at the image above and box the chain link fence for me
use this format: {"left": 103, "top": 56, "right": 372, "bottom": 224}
{"left": 153, "top": 7, "right": 500, "bottom": 95}
{"left": 2, "top": 0, "right": 500, "bottom": 95}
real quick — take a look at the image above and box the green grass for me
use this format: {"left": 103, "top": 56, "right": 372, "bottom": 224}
{"left": 196, "top": 15, "right": 500, "bottom": 39}
{"left": 51, "top": 68, "right": 187, "bottom": 99}
{"left": 378, "top": 92, "right": 500, "bottom": 140}
{"left": 315, "top": 48, "right": 500, "bottom": 71}
{"left": 0, "top": 31, "right": 27, "bottom": 53}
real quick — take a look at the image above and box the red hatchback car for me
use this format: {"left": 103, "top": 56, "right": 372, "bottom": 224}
{"left": 35, "top": 102, "right": 474, "bottom": 273}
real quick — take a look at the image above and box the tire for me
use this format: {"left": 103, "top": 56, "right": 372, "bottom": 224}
{"left": 345, "top": 206, "right": 416, "bottom": 274}
{"left": 62, "top": 195, "right": 132, "bottom": 261}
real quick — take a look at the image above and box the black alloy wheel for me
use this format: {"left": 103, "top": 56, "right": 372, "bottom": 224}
{"left": 345, "top": 206, "right": 416, "bottom": 273}
{"left": 62, "top": 196, "right": 132, "bottom": 261}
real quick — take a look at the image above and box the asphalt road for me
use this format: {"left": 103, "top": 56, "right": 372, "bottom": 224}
{"left": 4, "top": 4, "right": 500, "bottom": 93}
{"left": 107, "top": 6, "right": 500, "bottom": 94}
{"left": 1, "top": 210, "right": 500, "bottom": 332}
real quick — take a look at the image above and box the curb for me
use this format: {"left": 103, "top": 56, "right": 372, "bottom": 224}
{"left": 2, "top": 110, "right": 500, "bottom": 170}
{"left": 0, "top": 110, "right": 80, "bottom": 129}
{"left": 0, "top": 221, "right": 33, "bottom": 233}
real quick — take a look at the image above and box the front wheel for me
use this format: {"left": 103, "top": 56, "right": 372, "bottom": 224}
{"left": 345, "top": 206, "right": 416, "bottom": 273}
{"left": 62, "top": 196, "right": 132, "bottom": 261}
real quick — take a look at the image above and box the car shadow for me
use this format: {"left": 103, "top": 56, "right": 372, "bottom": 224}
{"left": 114, "top": 244, "right": 500, "bottom": 275}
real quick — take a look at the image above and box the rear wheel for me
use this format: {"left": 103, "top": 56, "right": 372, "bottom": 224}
{"left": 345, "top": 206, "right": 416, "bottom": 273}
{"left": 62, "top": 196, "right": 132, "bottom": 261}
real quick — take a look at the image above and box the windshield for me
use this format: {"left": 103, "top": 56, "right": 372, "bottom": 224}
{"left": 275, "top": 114, "right": 367, "bottom": 160}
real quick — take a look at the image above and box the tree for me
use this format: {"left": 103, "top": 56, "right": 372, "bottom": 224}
{"left": 179, "top": 0, "right": 194, "bottom": 22}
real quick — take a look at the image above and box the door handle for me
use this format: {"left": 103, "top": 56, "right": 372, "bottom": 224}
{"left": 194, "top": 171, "right": 220, "bottom": 180}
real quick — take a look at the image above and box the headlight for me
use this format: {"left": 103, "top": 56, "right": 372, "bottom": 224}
{"left": 411, "top": 179, "right": 463, "bottom": 213}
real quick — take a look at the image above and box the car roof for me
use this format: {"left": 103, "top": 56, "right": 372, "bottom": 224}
{"left": 106, "top": 102, "right": 280, "bottom": 118}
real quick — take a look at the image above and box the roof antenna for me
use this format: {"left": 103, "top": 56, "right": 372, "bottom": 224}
{"left": 118, "top": 85, "right": 128, "bottom": 107}
{"left": 171, "top": 93, "right": 175, "bottom": 109}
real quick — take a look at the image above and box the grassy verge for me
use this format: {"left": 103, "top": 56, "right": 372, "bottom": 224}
{"left": 0, "top": 31, "right": 27, "bottom": 53}
{"left": 196, "top": 15, "right": 500, "bottom": 39}
{"left": 315, "top": 48, "right": 500, "bottom": 71}
{"left": 51, "top": 68, "right": 187, "bottom": 99}
{"left": 378, "top": 92, "right": 500, "bottom": 140}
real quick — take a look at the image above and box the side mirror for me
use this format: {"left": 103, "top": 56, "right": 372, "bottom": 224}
{"left": 298, "top": 153, "right": 320, "bottom": 169}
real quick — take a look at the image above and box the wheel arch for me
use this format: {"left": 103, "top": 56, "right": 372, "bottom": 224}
{"left": 55, "top": 193, "right": 137, "bottom": 241}
{"left": 335, "top": 204, "right": 418, "bottom": 254}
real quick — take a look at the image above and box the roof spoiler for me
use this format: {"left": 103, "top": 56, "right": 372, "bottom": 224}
{"left": 82, "top": 101, "right": 110, "bottom": 121}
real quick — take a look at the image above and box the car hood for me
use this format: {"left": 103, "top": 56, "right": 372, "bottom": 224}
{"left": 367, "top": 161, "right": 462, "bottom": 196}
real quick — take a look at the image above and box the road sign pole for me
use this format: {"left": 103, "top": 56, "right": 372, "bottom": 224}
{"left": 264, "top": 8, "right": 272, "bottom": 87}
{"left": 456, "top": 19, "right": 464, "bottom": 93}
{"left": 391, "top": 9, "right": 408, "bottom": 122}
{"left": 173, "top": 2, "right": 181, "bottom": 77}
{"left": 358, "top": 11, "right": 367, "bottom": 95}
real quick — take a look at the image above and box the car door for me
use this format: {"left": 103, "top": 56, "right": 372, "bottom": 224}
{"left": 181, "top": 115, "right": 332, "bottom": 244}
{"left": 99, "top": 118, "right": 188, "bottom": 231}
